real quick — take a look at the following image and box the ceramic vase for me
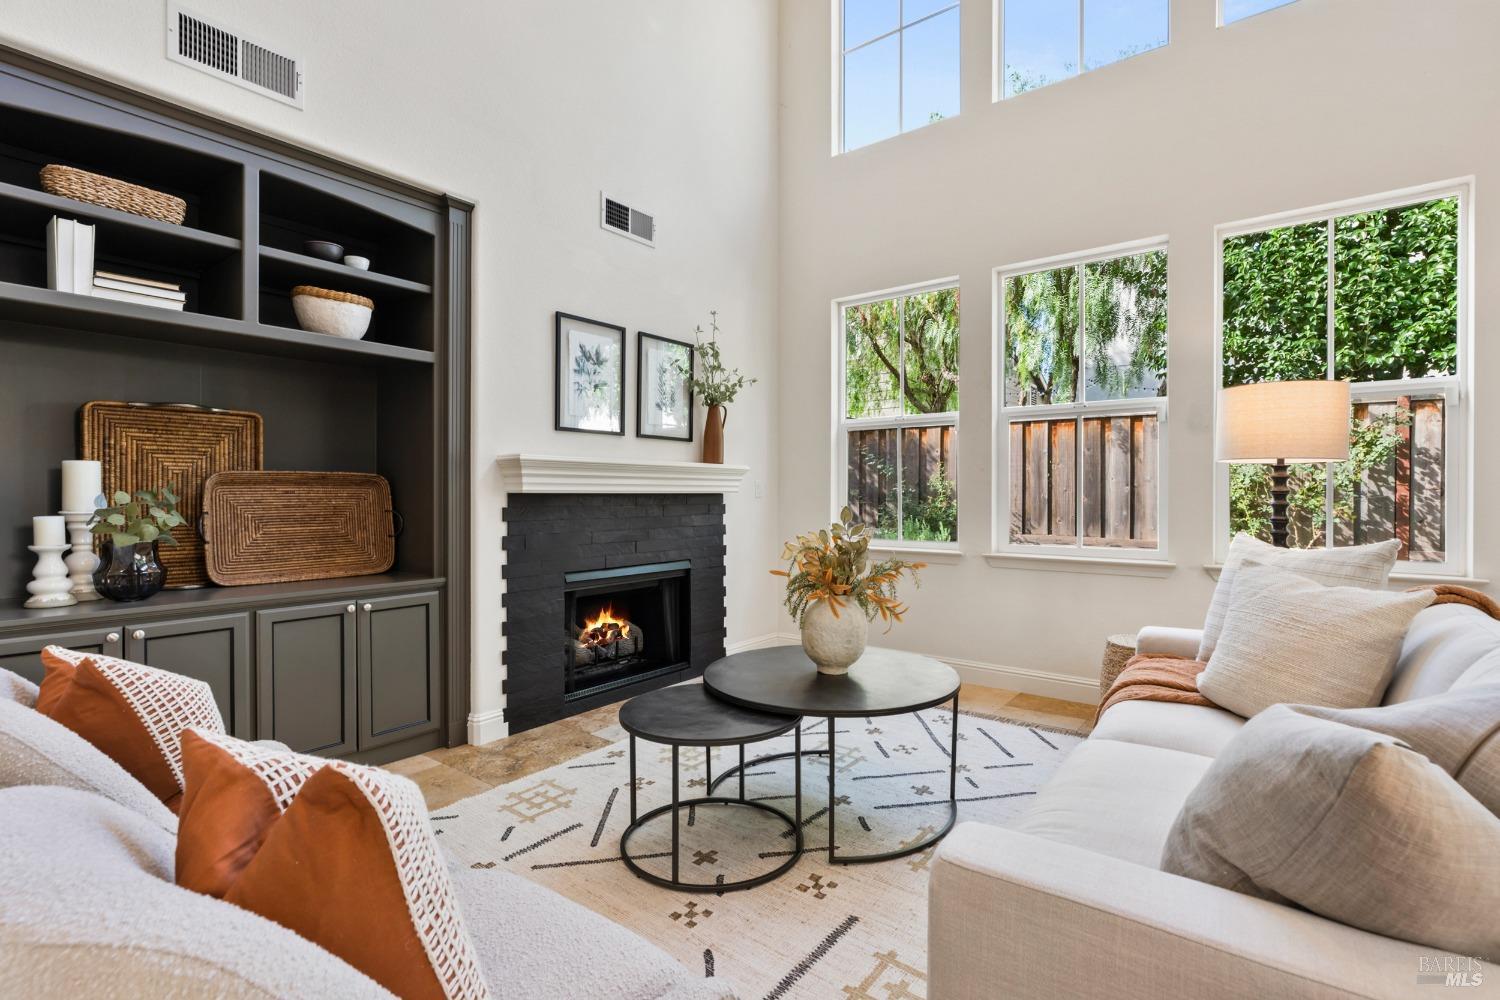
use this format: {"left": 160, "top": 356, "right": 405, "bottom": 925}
{"left": 702, "top": 404, "right": 726, "bottom": 464}
{"left": 93, "top": 540, "right": 167, "bottom": 602}
{"left": 800, "top": 599, "right": 867, "bottom": 675}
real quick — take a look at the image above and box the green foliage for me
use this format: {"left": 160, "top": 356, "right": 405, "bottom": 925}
{"left": 771, "top": 508, "right": 923, "bottom": 628}
{"left": 1004, "top": 251, "right": 1166, "bottom": 405}
{"left": 678, "top": 310, "right": 755, "bottom": 406}
{"left": 844, "top": 289, "right": 959, "bottom": 418}
{"left": 89, "top": 486, "right": 185, "bottom": 548}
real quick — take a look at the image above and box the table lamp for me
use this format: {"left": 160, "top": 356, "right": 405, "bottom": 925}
{"left": 1216, "top": 379, "right": 1351, "bottom": 547}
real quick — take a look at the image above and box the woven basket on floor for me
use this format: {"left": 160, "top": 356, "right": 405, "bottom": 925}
{"left": 1100, "top": 633, "right": 1138, "bottom": 699}
{"left": 40, "top": 164, "right": 188, "bottom": 225}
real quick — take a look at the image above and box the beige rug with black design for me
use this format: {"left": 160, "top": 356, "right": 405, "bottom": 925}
{"left": 433, "top": 707, "right": 1085, "bottom": 999}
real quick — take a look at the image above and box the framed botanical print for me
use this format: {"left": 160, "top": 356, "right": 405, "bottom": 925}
{"left": 637, "top": 332, "right": 694, "bottom": 441}
{"left": 555, "top": 312, "right": 626, "bottom": 435}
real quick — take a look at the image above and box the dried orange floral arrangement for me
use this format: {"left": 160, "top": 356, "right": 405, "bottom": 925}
{"left": 771, "top": 508, "right": 924, "bottom": 630}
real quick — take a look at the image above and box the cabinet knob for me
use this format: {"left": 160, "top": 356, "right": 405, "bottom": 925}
{"left": 105, "top": 632, "right": 120, "bottom": 644}
{"left": 362, "top": 603, "right": 373, "bottom": 612}
{"left": 346, "top": 604, "right": 356, "bottom": 614}
{"left": 131, "top": 629, "right": 145, "bottom": 640}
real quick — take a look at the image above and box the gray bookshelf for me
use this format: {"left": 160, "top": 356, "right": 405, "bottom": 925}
{"left": 0, "top": 50, "right": 472, "bottom": 764}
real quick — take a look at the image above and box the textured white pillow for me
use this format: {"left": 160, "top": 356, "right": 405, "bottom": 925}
{"left": 0, "top": 698, "right": 176, "bottom": 834}
{"left": 1200, "top": 561, "right": 1434, "bottom": 717}
{"left": 1199, "top": 535, "right": 1399, "bottom": 660}
{"left": 0, "top": 667, "right": 38, "bottom": 707}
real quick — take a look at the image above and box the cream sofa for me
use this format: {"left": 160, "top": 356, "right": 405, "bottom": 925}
{"left": 928, "top": 602, "right": 1500, "bottom": 1000}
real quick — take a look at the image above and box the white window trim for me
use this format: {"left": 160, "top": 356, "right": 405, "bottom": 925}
{"left": 835, "top": 0, "right": 962, "bottom": 155}
{"left": 992, "top": 0, "right": 1172, "bottom": 103}
{"left": 1211, "top": 178, "right": 1473, "bottom": 577}
{"left": 992, "top": 236, "right": 1170, "bottom": 562}
{"left": 1217, "top": 0, "right": 1298, "bottom": 28}
{"left": 834, "top": 276, "right": 962, "bottom": 550}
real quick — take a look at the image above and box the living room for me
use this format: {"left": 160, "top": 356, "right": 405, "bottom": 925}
{"left": 0, "top": 0, "right": 1495, "bottom": 997}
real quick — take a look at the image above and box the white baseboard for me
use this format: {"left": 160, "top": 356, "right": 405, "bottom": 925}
{"left": 467, "top": 708, "right": 508, "bottom": 746}
{"left": 725, "top": 632, "right": 791, "bottom": 654}
{"left": 934, "top": 654, "right": 1100, "bottom": 705}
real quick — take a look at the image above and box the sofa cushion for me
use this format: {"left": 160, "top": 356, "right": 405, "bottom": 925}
{"left": 38, "top": 645, "right": 226, "bottom": 809}
{"left": 450, "top": 865, "right": 734, "bottom": 1000}
{"left": 1198, "top": 534, "right": 1398, "bottom": 661}
{"left": 1088, "top": 700, "right": 1245, "bottom": 758}
{"left": 1457, "top": 651, "right": 1500, "bottom": 691}
{"left": 1199, "top": 562, "right": 1434, "bottom": 717}
{"left": 1385, "top": 604, "right": 1500, "bottom": 704}
{"left": 1161, "top": 706, "right": 1500, "bottom": 960}
{"left": 0, "top": 666, "right": 38, "bottom": 706}
{"left": 0, "top": 784, "right": 395, "bottom": 999}
{"left": 0, "top": 697, "right": 176, "bottom": 833}
{"left": 177, "top": 730, "right": 488, "bottom": 1000}
{"left": 1289, "top": 688, "right": 1500, "bottom": 817}
{"left": 1010, "top": 738, "right": 1212, "bottom": 867}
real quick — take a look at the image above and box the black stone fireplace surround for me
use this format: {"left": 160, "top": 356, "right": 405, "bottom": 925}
{"left": 501, "top": 493, "right": 727, "bottom": 734}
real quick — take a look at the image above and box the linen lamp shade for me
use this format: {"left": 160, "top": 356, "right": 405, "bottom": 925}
{"left": 1216, "top": 380, "right": 1351, "bottom": 464}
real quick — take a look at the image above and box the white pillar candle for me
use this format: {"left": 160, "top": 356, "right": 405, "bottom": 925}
{"left": 61, "top": 460, "right": 103, "bottom": 513}
{"left": 33, "top": 515, "right": 66, "bottom": 547}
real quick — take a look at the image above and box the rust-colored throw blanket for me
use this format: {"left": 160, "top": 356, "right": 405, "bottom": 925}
{"left": 1094, "top": 654, "right": 1212, "bottom": 725}
{"left": 1095, "top": 584, "right": 1500, "bottom": 726}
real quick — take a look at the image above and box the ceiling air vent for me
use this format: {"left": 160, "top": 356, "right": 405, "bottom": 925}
{"left": 166, "top": 3, "right": 304, "bottom": 108}
{"left": 600, "top": 193, "right": 655, "bottom": 248}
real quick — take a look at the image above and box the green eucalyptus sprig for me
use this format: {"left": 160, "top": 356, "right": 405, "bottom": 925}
{"left": 89, "top": 486, "right": 186, "bottom": 547}
{"left": 677, "top": 310, "right": 756, "bottom": 406}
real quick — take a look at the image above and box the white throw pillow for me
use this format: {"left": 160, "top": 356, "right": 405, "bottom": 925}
{"left": 0, "top": 667, "right": 38, "bottom": 707}
{"left": 1199, "top": 561, "right": 1434, "bottom": 717}
{"left": 1198, "top": 535, "right": 1399, "bottom": 661}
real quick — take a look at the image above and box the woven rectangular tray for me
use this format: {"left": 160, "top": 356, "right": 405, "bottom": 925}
{"left": 81, "top": 401, "right": 264, "bottom": 589}
{"left": 202, "top": 471, "right": 395, "bottom": 586}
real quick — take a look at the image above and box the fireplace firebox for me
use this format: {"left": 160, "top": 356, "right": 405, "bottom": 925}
{"left": 562, "top": 561, "right": 689, "bottom": 701}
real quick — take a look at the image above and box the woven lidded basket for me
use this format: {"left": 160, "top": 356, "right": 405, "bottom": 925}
{"left": 40, "top": 164, "right": 188, "bottom": 226}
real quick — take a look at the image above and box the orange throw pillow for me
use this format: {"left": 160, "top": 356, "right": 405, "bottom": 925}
{"left": 177, "top": 730, "right": 487, "bottom": 1000}
{"left": 37, "top": 646, "right": 226, "bottom": 810}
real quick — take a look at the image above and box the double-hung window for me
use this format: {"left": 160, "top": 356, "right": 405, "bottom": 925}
{"left": 840, "top": 281, "right": 960, "bottom": 545}
{"left": 840, "top": 1, "right": 961, "bottom": 153}
{"left": 997, "top": 241, "right": 1168, "bottom": 556}
{"left": 1216, "top": 185, "right": 1467, "bottom": 574}
{"left": 1000, "top": 0, "right": 1169, "bottom": 99}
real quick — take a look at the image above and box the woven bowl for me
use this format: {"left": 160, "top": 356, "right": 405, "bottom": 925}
{"left": 291, "top": 285, "right": 373, "bottom": 340}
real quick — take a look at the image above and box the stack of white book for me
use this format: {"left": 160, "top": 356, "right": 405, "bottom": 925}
{"left": 91, "top": 270, "right": 185, "bottom": 311}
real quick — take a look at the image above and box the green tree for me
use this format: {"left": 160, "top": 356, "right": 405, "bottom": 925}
{"left": 843, "top": 288, "right": 959, "bottom": 417}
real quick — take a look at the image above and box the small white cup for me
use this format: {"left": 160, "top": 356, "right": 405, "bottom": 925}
{"left": 343, "top": 255, "right": 371, "bottom": 270}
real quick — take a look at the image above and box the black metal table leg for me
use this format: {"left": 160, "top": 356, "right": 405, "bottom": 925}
{"left": 738, "top": 744, "right": 745, "bottom": 802}
{"left": 827, "top": 717, "right": 836, "bottom": 862}
{"left": 794, "top": 725, "right": 802, "bottom": 828}
{"left": 950, "top": 690, "right": 959, "bottom": 802}
{"left": 671, "top": 745, "right": 680, "bottom": 884}
{"left": 629, "top": 734, "right": 637, "bottom": 822}
{"left": 705, "top": 746, "right": 711, "bottom": 790}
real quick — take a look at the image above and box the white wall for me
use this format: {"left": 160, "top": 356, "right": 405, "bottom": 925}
{"left": 778, "top": 0, "right": 1500, "bottom": 700}
{"left": 1, "top": 0, "right": 783, "bottom": 740}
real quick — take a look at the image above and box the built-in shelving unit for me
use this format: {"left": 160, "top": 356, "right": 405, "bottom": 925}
{"left": 0, "top": 50, "right": 472, "bottom": 762}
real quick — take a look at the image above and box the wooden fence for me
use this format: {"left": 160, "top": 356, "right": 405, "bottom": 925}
{"left": 1008, "top": 414, "right": 1159, "bottom": 548}
{"left": 847, "top": 425, "right": 956, "bottom": 528}
{"left": 1344, "top": 396, "right": 1444, "bottom": 562}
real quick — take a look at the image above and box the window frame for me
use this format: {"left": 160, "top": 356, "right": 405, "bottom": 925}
{"left": 835, "top": 276, "right": 963, "bottom": 551}
{"left": 992, "top": 0, "right": 1172, "bottom": 103}
{"left": 836, "top": 0, "right": 962, "bottom": 155}
{"left": 1217, "top": 0, "right": 1298, "bottom": 28}
{"left": 993, "top": 236, "right": 1171, "bottom": 561}
{"left": 1211, "top": 179, "right": 1473, "bottom": 577}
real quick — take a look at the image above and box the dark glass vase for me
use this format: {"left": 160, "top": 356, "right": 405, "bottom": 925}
{"left": 93, "top": 540, "right": 167, "bottom": 602}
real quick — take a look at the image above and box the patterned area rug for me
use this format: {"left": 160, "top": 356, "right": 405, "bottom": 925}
{"left": 433, "top": 707, "right": 1085, "bottom": 999}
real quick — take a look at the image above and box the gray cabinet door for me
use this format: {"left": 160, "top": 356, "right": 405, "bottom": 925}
{"left": 124, "top": 614, "right": 251, "bottom": 737}
{"left": 0, "top": 626, "right": 124, "bottom": 686}
{"left": 256, "top": 601, "right": 357, "bottom": 756}
{"left": 357, "top": 591, "right": 441, "bottom": 751}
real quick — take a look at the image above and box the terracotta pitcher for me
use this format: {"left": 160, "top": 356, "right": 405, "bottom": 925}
{"left": 702, "top": 404, "right": 727, "bottom": 464}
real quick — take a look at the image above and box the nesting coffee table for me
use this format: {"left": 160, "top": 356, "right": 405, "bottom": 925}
{"left": 704, "top": 645, "right": 961, "bottom": 865}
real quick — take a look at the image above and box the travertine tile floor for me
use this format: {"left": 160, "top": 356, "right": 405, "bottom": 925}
{"left": 389, "top": 683, "right": 1095, "bottom": 809}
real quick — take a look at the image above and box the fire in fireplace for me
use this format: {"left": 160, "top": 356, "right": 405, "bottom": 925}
{"left": 562, "top": 561, "right": 689, "bottom": 700}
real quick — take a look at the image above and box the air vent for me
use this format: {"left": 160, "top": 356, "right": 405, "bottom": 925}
{"left": 166, "top": 3, "right": 304, "bottom": 108}
{"left": 600, "top": 192, "right": 655, "bottom": 247}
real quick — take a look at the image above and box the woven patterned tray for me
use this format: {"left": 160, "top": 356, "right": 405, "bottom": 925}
{"left": 202, "top": 471, "right": 395, "bottom": 586}
{"left": 41, "top": 164, "right": 188, "bottom": 226}
{"left": 81, "top": 402, "right": 264, "bottom": 589}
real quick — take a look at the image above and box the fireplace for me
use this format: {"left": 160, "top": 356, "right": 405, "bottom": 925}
{"left": 563, "top": 561, "right": 689, "bottom": 701}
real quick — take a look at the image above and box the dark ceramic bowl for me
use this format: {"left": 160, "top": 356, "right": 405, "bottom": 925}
{"left": 303, "top": 239, "right": 345, "bottom": 261}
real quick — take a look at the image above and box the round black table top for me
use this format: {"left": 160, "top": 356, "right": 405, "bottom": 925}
{"left": 703, "top": 645, "right": 960, "bottom": 719}
{"left": 618, "top": 682, "right": 800, "bottom": 746}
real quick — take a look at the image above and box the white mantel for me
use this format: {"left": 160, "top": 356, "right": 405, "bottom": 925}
{"left": 496, "top": 453, "right": 750, "bottom": 494}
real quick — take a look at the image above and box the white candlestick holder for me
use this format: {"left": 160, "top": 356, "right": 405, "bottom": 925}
{"left": 24, "top": 544, "right": 77, "bottom": 609}
{"left": 60, "top": 510, "right": 102, "bottom": 602}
